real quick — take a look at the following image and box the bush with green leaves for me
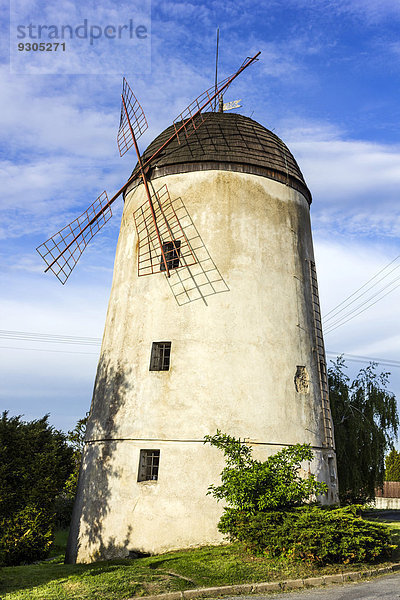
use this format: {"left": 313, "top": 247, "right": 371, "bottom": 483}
{"left": 0, "top": 411, "right": 74, "bottom": 565}
{"left": 0, "top": 505, "right": 53, "bottom": 566}
{"left": 0, "top": 412, "right": 74, "bottom": 519}
{"left": 204, "top": 431, "right": 327, "bottom": 511}
{"left": 219, "top": 505, "right": 394, "bottom": 564}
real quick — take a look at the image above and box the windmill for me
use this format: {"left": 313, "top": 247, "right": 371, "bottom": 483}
{"left": 42, "top": 49, "right": 338, "bottom": 564}
{"left": 36, "top": 52, "right": 260, "bottom": 286}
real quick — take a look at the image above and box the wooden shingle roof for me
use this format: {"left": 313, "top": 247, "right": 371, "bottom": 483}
{"left": 130, "top": 112, "right": 311, "bottom": 204}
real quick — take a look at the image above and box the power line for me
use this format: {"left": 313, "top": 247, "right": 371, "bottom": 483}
{"left": 324, "top": 275, "right": 400, "bottom": 332}
{"left": 323, "top": 254, "right": 400, "bottom": 320}
{"left": 325, "top": 352, "right": 400, "bottom": 368}
{"left": 0, "top": 329, "right": 101, "bottom": 346}
{"left": 0, "top": 330, "right": 398, "bottom": 369}
{"left": 323, "top": 261, "right": 400, "bottom": 324}
{"left": 324, "top": 279, "right": 400, "bottom": 335}
{"left": 0, "top": 345, "right": 99, "bottom": 356}
{"left": 321, "top": 258, "right": 400, "bottom": 334}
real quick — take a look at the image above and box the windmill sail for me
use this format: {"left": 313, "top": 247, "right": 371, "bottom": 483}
{"left": 133, "top": 185, "right": 197, "bottom": 277}
{"left": 36, "top": 191, "right": 112, "bottom": 284}
{"left": 117, "top": 78, "right": 148, "bottom": 157}
{"left": 172, "top": 54, "right": 259, "bottom": 143}
{"left": 36, "top": 51, "right": 260, "bottom": 284}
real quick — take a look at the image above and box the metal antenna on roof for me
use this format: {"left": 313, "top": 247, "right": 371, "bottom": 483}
{"left": 214, "top": 27, "right": 219, "bottom": 112}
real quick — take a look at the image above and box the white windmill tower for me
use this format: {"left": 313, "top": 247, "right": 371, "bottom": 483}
{"left": 37, "top": 52, "right": 338, "bottom": 563}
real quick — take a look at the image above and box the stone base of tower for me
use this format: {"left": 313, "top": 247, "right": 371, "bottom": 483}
{"left": 66, "top": 440, "right": 337, "bottom": 564}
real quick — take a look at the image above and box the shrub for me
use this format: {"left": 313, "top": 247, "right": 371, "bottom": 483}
{"left": 0, "top": 505, "right": 54, "bottom": 566}
{"left": 219, "top": 505, "right": 394, "bottom": 564}
{"left": 0, "top": 412, "right": 75, "bottom": 565}
{"left": 0, "top": 412, "right": 74, "bottom": 519}
{"left": 53, "top": 494, "right": 75, "bottom": 529}
{"left": 204, "top": 431, "right": 327, "bottom": 511}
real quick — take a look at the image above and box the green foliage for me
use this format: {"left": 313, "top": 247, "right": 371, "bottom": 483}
{"left": 51, "top": 415, "right": 88, "bottom": 529}
{"left": 0, "top": 505, "right": 53, "bottom": 566}
{"left": 0, "top": 411, "right": 74, "bottom": 565}
{"left": 204, "top": 431, "right": 327, "bottom": 511}
{"left": 67, "top": 416, "right": 87, "bottom": 455}
{"left": 53, "top": 495, "right": 75, "bottom": 529}
{"left": 0, "top": 412, "right": 74, "bottom": 519}
{"left": 218, "top": 505, "right": 394, "bottom": 565}
{"left": 53, "top": 416, "right": 88, "bottom": 528}
{"left": 385, "top": 448, "right": 400, "bottom": 482}
{"left": 329, "top": 357, "right": 398, "bottom": 504}
{"left": 63, "top": 416, "right": 87, "bottom": 500}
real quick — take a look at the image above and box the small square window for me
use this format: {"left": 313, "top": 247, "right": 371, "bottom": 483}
{"left": 149, "top": 341, "right": 171, "bottom": 371}
{"left": 160, "top": 240, "right": 181, "bottom": 271}
{"left": 138, "top": 449, "right": 160, "bottom": 482}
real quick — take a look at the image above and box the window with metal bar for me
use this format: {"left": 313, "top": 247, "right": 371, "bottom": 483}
{"left": 149, "top": 341, "right": 171, "bottom": 371}
{"left": 160, "top": 240, "right": 181, "bottom": 271}
{"left": 137, "top": 449, "right": 160, "bottom": 482}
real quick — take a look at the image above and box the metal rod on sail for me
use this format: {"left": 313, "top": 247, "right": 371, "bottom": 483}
{"left": 121, "top": 94, "right": 170, "bottom": 276}
{"left": 44, "top": 51, "right": 261, "bottom": 273}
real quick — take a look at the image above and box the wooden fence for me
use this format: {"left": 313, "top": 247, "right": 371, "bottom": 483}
{"left": 375, "top": 481, "right": 400, "bottom": 498}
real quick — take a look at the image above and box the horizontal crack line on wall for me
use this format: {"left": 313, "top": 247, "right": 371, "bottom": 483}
{"left": 84, "top": 437, "right": 330, "bottom": 451}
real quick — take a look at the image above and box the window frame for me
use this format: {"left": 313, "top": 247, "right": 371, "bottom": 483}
{"left": 137, "top": 449, "right": 160, "bottom": 482}
{"left": 160, "top": 240, "right": 181, "bottom": 272}
{"left": 149, "top": 341, "right": 171, "bottom": 371}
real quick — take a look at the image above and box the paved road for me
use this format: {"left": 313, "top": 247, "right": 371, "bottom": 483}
{"left": 225, "top": 572, "right": 400, "bottom": 600}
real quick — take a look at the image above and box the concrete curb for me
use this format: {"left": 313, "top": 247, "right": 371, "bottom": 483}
{"left": 127, "top": 562, "right": 400, "bottom": 600}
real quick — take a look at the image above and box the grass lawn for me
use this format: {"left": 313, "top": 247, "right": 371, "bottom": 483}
{"left": 0, "top": 513, "right": 399, "bottom": 600}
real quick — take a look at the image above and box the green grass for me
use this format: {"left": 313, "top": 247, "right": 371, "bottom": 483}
{"left": 363, "top": 510, "right": 400, "bottom": 561}
{"left": 1, "top": 518, "right": 399, "bottom": 600}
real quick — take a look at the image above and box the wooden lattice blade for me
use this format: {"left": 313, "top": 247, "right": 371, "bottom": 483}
{"left": 36, "top": 191, "right": 112, "bottom": 284}
{"left": 117, "top": 77, "right": 148, "bottom": 157}
{"left": 172, "top": 53, "right": 260, "bottom": 142}
{"left": 133, "top": 185, "right": 197, "bottom": 277}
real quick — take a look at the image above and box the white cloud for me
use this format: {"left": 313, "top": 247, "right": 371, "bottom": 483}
{"left": 2, "top": 0, "right": 400, "bottom": 438}
{"left": 0, "top": 68, "right": 118, "bottom": 157}
{"left": 279, "top": 121, "right": 400, "bottom": 238}
{"left": 315, "top": 238, "right": 400, "bottom": 355}
{"left": 333, "top": 0, "right": 400, "bottom": 23}
{"left": 315, "top": 237, "right": 400, "bottom": 433}
{"left": 284, "top": 0, "right": 400, "bottom": 23}
{"left": 0, "top": 271, "right": 108, "bottom": 428}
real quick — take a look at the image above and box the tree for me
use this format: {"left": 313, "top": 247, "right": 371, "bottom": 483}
{"left": 204, "top": 431, "right": 327, "bottom": 512}
{"left": 328, "top": 357, "right": 399, "bottom": 504}
{"left": 64, "top": 415, "right": 88, "bottom": 497}
{"left": 0, "top": 412, "right": 74, "bottom": 519}
{"left": 53, "top": 415, "right": 88, "bottom": 528}
{"left": 0, "top": 411, "right": 74, "bottom": 565}
{"left": 385, "top": 448, "right": 400, "bottom": 481}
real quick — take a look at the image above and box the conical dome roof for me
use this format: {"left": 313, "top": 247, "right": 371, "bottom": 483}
{"left": 131, "top": 112, "right": 311, "bottom": 204}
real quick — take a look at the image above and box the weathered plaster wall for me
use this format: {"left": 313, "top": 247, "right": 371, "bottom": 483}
{"left": 66, "top": 170, "right": 337, "bottom": 563}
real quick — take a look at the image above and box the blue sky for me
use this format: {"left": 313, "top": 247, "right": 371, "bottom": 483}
{"left": 1, "top": 0, "right": 400, "bottom": 446}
